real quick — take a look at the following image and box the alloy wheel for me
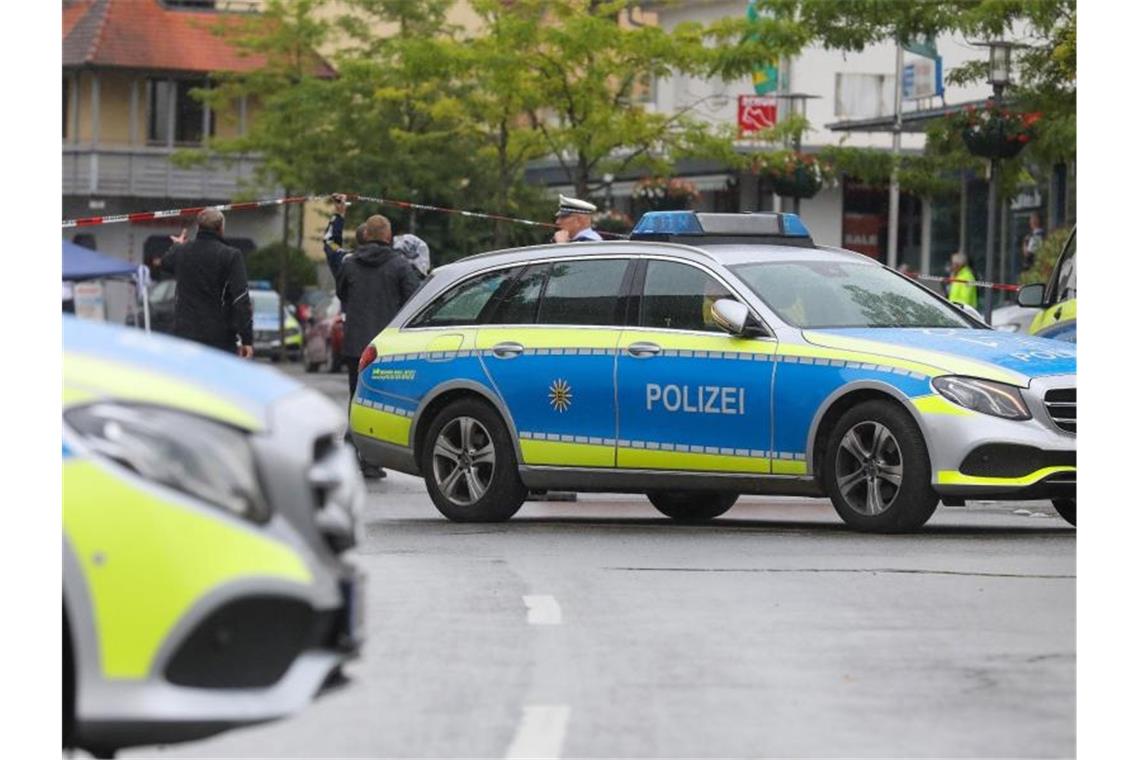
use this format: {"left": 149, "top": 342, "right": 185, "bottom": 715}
{"left": 432, "top": 416, "right": 496, "bottom": 506}
{"left": 835, "top": 421, "right": 903, "bottom": 516}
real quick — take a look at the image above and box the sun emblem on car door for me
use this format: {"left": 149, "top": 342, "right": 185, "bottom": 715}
{"left": 548, "top": 378, "right": 573, "bottom": 412}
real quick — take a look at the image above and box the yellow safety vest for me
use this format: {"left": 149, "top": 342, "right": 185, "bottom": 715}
{"left": 948, "top": 265, "right": 978, "bottom": 309}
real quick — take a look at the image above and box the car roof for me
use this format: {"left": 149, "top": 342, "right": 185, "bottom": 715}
{"left": 435, "top": 240, "right": 874, "bottom": 279}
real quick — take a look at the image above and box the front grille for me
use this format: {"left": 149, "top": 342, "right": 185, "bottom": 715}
{"left": 1044, "top": 388, "right": 1076, "bottom": 434}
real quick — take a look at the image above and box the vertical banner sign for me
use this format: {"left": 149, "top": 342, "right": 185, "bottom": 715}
{"left": 747, "top": 0, "right": 779, "bottom": 95}
{"left": 738, "top": 95, "right": 778, "bottom": 134}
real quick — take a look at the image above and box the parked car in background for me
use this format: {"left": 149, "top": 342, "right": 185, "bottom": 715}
{"left": 125, "top": 279, "right": 177, "bottom": 334}
{"left": 990, "top": 303, "right": 1040, "bottom": 334}
{"left": 251, "top": 287, "right": 304, "bottom": 361}
{"left": 304, "top": 294, "right": 346, "bottom": 373}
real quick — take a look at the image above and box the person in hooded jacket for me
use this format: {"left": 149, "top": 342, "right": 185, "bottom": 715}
{"left": 335, "top": 213, "right": 422, "bottom": 477}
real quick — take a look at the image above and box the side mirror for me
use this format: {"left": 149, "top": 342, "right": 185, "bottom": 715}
{"left": 711, "top": 298, "right": 767, "bottom": 338}
{"left": 1017, "top": 283, "right": 1046, "bottom": 308}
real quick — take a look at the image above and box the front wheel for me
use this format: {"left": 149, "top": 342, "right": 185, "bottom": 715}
{"left": 1052, "top": 498, "right": 1076, "bottom": 526}
{"left": 647, "top": 491, "right": 738, "bottom": 522}
{"left": 823, "top": 400, "right": 939, "bottom": 533}
{"left": 422, "top": 398, "right": 527, "bottom": 522}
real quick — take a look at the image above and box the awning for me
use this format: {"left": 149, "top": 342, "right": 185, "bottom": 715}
{"left": 62, "top": 240, "right": 137, "bottom": 281}
{"left": 826, "top": 98, "right": 991, "bottom": 134}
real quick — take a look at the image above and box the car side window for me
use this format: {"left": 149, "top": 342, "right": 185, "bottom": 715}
{"left": 640, "top": 260, "right": 733, "bottom": 332}
{"left": 486, "top": 265, "right": 548, "bottom": 325}
{"left": 537, "top": 259, "right": 629, "bottom": 326}
{"left": 408, "top": 268, "right": 517, "bottom": 328}
{"left": 151, "top": 280, "right": 175, "bottom": 302}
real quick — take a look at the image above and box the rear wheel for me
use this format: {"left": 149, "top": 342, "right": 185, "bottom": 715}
{"left": 823, "top": 400, "right": 939, "bottom": 533}
{"left": 422, "top": 398, "right": 527, "bottom": 522}
{"left": 647, "top": 491, "right": 738, "bottom": 522}
{"left": 1052, "top": 498, "right": 1076, "bottom": 526}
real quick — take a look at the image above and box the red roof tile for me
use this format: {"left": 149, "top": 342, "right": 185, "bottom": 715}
{"left": 62, "top": 0, "right": 335, "bottom": 77}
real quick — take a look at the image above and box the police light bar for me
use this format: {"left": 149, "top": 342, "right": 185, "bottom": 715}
{"left": 249, "top": 280, "right": 274, "bottom": 290}
{"left": 630, "top": 211, "right": 814, "bottom": 246}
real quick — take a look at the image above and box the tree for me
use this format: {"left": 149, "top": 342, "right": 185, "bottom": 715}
{"left": 490, "top": 0, "right": 808, "bottom": 198}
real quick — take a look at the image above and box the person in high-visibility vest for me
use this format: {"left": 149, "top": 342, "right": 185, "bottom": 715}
{"left": 947, "top": 251, "right": 978, "bottom": 309}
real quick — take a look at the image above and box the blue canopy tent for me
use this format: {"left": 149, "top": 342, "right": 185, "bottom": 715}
{"left": 62, "top": 239, "right": 151, "bottom": 331}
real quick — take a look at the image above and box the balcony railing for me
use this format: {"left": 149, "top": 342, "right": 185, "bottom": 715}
{"left": 62, "top": 145, "right": 272, "bottom": 200}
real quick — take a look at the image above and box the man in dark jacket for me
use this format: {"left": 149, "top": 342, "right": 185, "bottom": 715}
{"left": 335, "top": 212, "right": 422, "bottom": 477}
{"left": 160, "top": 208, "right": 253, "bottom": 357}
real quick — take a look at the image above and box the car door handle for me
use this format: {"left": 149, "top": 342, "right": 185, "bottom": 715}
{"left": 627, "top": 341, "right": 662, "bottom": 358}
{"left": 491, "top": 341, "right": 525, "bottom": 359}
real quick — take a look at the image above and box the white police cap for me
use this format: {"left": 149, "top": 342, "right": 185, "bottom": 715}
{"left": 555, "top": 194, "right": 597, "bottom": 218}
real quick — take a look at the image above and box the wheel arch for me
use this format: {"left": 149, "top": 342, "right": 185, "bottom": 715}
{"left": 806, "top": 381, "right": 933, "bottom": 480}
{"left": 410, "top": 380, "right": 521, "bottom": 470}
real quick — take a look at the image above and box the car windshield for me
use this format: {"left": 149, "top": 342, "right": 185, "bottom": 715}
{"left": 731, "top": 260, "right": 973, "bottom": 329}
{"left": 250, "top": 290, "right": 280, "bottom": 315}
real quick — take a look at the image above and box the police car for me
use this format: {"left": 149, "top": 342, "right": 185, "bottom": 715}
{"left": 350, "top": 211, "right": 1077, "bottom": 531}
{"left": 1020, "top": 227, "right": 1077, "bottom": 343}
{"left": 64, "top": 317, "right": 364, "bottom": 755}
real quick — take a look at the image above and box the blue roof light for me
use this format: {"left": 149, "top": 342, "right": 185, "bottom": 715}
{"left": 779, "top": 213, "right": 810, "bottom": 237}
{"left": 631, "top": 211, "right": 704, "bottom": 237}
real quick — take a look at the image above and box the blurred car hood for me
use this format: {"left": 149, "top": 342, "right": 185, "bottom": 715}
{"left": 63, "top": 317, "right": 302, "bottom": 431}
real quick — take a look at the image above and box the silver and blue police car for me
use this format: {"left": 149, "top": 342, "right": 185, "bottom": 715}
{"left": 350, "top": 211, "right": 1076, "bottom": 531}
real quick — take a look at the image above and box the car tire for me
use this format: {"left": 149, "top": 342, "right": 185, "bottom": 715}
{"left": 647, "top": 491, "right": 737, "bottom": 522}
{"left": 1052, "top": 498, "right": 1076, "bottom": 526}
{"left": 823, "top": 400, "right": 939, "bottom": 533}
{"left": 422, "top": 398, "right": 527, "bottom": 522}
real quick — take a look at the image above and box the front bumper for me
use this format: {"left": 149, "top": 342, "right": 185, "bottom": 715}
{"left": 920, "top": 374, "right": 1075, "bottom": 500}
{"left": 70, "top": 389, "right": 366, "bottom": 754}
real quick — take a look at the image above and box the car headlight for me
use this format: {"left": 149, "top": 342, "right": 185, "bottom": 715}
{"left": 931, "top": 376, "right": 1031, "bottom": 420}
{"left": 65, "top": 403, "right": 270, "bottom": 522}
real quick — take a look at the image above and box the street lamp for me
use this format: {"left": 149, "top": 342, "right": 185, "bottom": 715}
{"left": 971, "top": 39, "right": 1017, "bottom": 324}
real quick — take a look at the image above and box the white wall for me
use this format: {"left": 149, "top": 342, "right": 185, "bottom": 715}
{"left": 795, "top": 186, "right": 843, "bottom": 247}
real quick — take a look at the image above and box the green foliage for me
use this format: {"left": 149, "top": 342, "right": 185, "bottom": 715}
{"left": 246, "top": 242, "right": 318, "bottom": 302}
{"left": 1019, "top": 226, "right": 1071, "bottom": 286}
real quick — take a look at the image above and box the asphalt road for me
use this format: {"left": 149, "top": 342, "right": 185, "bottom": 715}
{"left": 130, "top": 361, "right": 1075, "bottom": 759}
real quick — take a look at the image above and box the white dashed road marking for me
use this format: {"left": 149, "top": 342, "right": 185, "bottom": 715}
{"left": 523, "top": 595, "right": 562, "bottom": 625}
{"left": 505, "top": 705, "right": 571, "bottom": 759}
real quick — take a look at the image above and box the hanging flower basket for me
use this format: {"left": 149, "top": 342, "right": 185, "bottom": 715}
{"left": 632, "top": 177, "right": 702, "bottom": 211}
{"left": 950, "top": 102, "right": 1040, "bottom": 160}
{"left": 753, "top": 152, "right": 825, "bottom": 199}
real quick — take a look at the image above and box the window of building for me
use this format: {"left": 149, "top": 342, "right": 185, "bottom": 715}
{"left": 640, "top": 260, "right": 733, "bottom": 333}
{"left": 537, "top": 259, "right": 629, "bottom": 326}
{"left": 148, "top": 79, "right": 215, "bottom": 145}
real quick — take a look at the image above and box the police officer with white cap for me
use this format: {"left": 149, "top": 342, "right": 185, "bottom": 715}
{"left": 552, "top": 194, "right": 602, "bottom": 243}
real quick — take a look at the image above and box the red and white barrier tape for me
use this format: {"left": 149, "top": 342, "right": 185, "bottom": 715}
{"left": 62, "top": 192, "right": 628, "bottom": 239}
{"left": 348, "top": 194, "right": 627, "bottom": 239}
{"left": 910, "top": 273, "right": 1020, "bottom": 293}
{"left": 61, "top": 195, "right": 314, "bottom": 228}
{"left": 60, "top": 197, "right": 1018, "bottom": 289}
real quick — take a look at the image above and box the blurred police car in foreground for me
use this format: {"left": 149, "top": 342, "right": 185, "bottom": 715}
{"left": 350, "top": 211, "right": 1076, "bottom": 531}
{"left": 64, "top": 317, "right": 364, "bottom": 756}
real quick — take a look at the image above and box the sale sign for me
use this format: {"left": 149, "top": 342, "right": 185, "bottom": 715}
{"left": 738, "top": 95, "right": 777, "bottom": 134}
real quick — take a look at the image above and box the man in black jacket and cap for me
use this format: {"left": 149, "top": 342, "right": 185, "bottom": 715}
{"left": 160, "top": 208, "right": 253, "bottom": 357}
{"left": 336, "top": 212, "right": 423, "bottom": 477}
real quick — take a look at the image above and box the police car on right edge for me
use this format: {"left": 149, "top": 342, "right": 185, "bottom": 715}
{"left": 351, "top": 211, "right": 1077, "bottom": 531}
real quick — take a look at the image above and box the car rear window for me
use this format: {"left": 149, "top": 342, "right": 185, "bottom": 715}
{"left": 537, "top": 259, "right": 629, "bottom": 326}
